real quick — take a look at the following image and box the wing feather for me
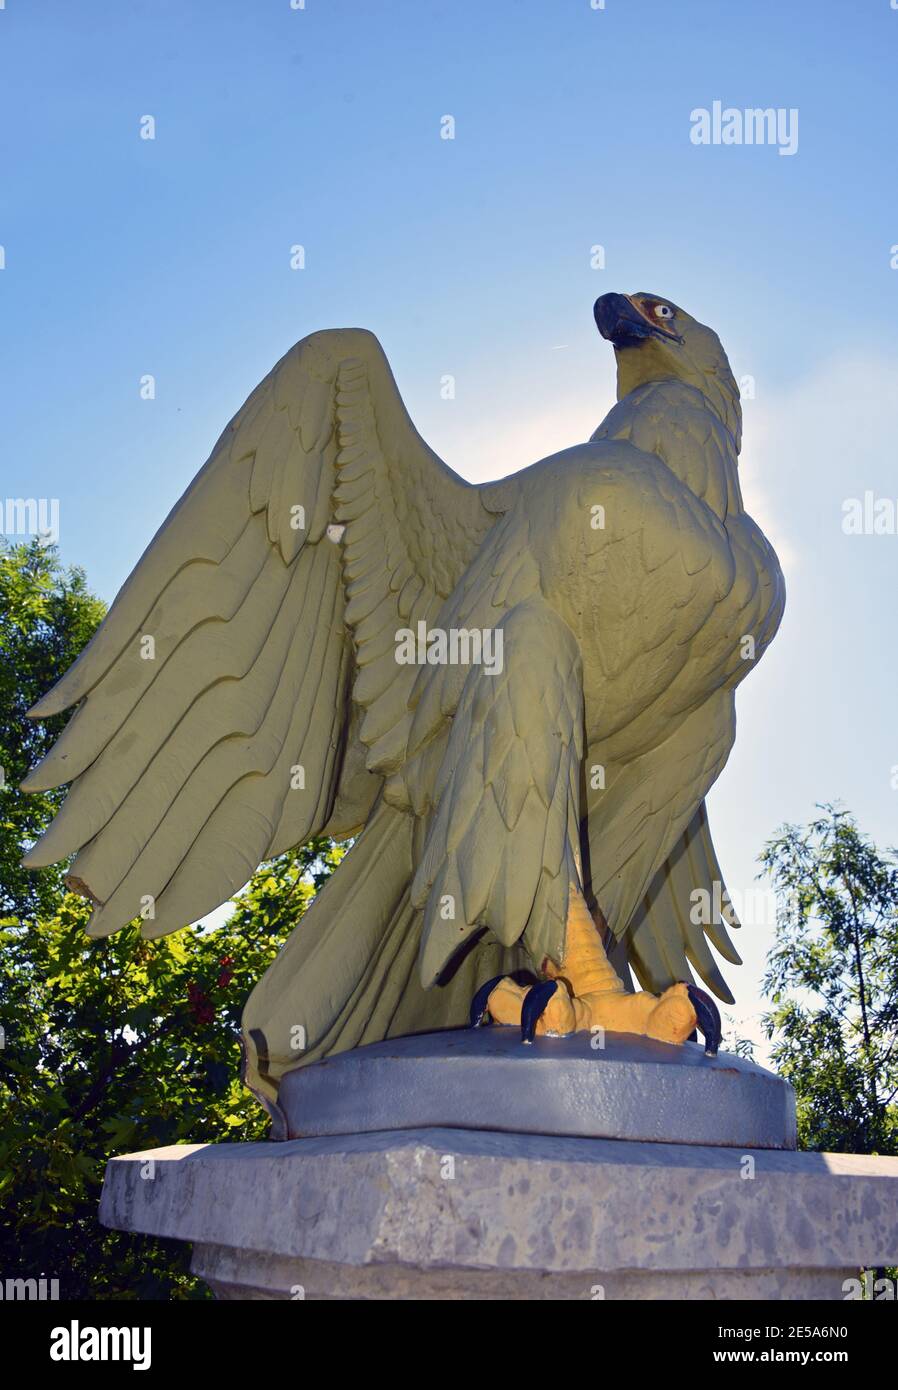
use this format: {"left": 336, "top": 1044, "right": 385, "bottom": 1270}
{"left": 407, "top": 588, "right": 585, "bottom": 985}
{"left": 24, "top": 329, "right": 498, "bottom": 939}
{"left": 585, "top": 699, "right": 741, "bottom": 1003}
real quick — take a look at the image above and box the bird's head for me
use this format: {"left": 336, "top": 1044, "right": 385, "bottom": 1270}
{"left": 594, "top": 291, "right": 742, "bottom": 451}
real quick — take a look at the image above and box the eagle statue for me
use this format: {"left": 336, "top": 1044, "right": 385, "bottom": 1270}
{"left": 22, "top": 291, "right": 785, "bottom": 1120}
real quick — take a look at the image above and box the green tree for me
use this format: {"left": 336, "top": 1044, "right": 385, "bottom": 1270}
{"left": 0, "top": 541, "right": 343, "bottom": 1297}
{"left": 0, "top": 843, "right": 343, "bottom": 1299}
{"left": 760, "top": 805, "right": 898, "bottom": 1155}
{"left": 0, "top": 540, "right": 106, "bottom": 920}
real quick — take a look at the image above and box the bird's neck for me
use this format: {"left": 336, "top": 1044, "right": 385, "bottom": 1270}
{"left": 597, "top": 379, "right": 743, "bottom": 520}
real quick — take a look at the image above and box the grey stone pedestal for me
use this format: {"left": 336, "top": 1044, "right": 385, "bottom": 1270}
{"left": 98, "top": 1030, "right": 898, "bottom": 1299}
{"left": 100, "top": 1131, "right": 898, "bottom": 1300}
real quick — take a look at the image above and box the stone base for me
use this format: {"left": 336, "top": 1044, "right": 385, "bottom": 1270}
{"left": 99, "top": 1128, "right": 898, "bottom": 1300}
{"left": 192, "top": 1245, "right": 858, "bottom": 1300}
{"left": 278, "top": 1029, "right": 796, "bottom": 1149}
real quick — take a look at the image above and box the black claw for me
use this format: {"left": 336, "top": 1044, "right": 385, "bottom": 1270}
{"left": 521, "top": 980, "right": 558, "bottom": 1044}
{"left": 685, "top": 983, "right": 722, "bottom": 1057}
{"left": 469, "top": 975, "right": 507, "bottom": 1028}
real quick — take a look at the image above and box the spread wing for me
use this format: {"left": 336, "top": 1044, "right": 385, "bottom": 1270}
{"left": 22, "top": 329, "right": 496, "bottom": 939}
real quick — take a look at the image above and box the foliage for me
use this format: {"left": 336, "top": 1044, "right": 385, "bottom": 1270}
{"left": 0, "top": 541, "right": 343, "bottom": 1297}
{"left": 0, "top": 843, "right": 343, "bottom": 1299}
{"left": 760, "top": 805, "right": 898, "bottom": 1155}
{"left": 0, "top": 540, "right": 106, "bottom": 920}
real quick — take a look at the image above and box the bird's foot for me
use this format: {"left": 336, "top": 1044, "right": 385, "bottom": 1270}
{"left": 469, "top": 884, "right": 721, "bottom": 1053}
{"left": 470, "top": 974, "right": 720, "bottom": 1054}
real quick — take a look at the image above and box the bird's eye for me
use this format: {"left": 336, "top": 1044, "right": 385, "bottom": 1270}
{"left": 652, "top": 304, "right": 674, "bottom": 320}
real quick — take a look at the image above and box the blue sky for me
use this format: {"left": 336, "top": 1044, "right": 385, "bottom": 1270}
{"left": 2, "top": 1, "right": 896, "bottom": 1054}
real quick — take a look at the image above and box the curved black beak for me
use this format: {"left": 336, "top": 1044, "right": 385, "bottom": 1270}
{"left": 594, "top": 293, "right": 681, "bottom": 348}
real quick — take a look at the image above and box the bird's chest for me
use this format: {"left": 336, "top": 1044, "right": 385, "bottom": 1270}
{"left": 581, "top": 514, "right": 774, "bottom": 760}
